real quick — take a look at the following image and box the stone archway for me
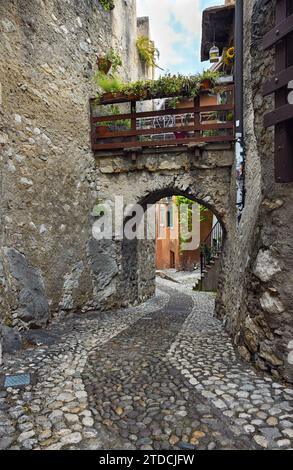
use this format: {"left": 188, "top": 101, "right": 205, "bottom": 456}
{"left": 93, "top": 144, "right": 235, "bottom": 310}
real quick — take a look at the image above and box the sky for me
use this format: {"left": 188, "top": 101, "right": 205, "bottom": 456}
{"left": 136, "top": 0, "right": 224, "bottom": 76}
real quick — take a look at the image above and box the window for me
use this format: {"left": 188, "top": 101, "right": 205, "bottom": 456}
{"left": 167, "top": 205, "right": 174, "bottom": 228}
{"left": 160, "top": 205, "right": 165, "bottom": 227}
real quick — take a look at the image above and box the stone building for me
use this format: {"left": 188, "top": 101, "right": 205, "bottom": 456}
{"left": 0, "top": 0, "right": 293, "bottom": 386}
{"left": 211, "top": 0, "right": 293, "bottom": 383}
{"left": 0, "top": 0, "right": 153, "bottom": 344}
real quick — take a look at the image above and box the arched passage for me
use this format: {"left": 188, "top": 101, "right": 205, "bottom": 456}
{"left": 120, "top": 187, "right": 227, "bottom": 307}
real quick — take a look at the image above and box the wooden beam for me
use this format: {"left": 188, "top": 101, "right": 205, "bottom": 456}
{"left": 96, "top": 123, "right": 234, "bottom": 138}
{"left": 92, "top": 135, "right": 235, "bottom": 151}
{"left": 91, "top": 104, "right": 234, "bottom": 123}
{"left": 264, "top": 103, "right": 293, "bottom": 127}
{"left": 263, "top": 64, "right": 293, "bottom": 95}
{"left": 275, "top": 120, "right": 293, "bottom": 182}
{"left": 263, "top": 13, "right": 293, "bottom": 49}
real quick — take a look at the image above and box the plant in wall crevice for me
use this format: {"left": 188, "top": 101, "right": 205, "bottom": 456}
{"left": 99, "top": 0, "right": 115, "bottom": 11}
{"left": 136, "top": 36, "right": 162, "bottom": 69}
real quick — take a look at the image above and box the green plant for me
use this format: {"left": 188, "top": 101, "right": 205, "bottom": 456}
{"left": 175, "top": 197, "right": 208, "bottom": 247}
{"left": 201, "top": 70, "right": 220, "bottom": 82}
{"left": 115, "top": 71, "right": 219, "bottom": 101}
{"left": 96, "top": 104, "right": 131, "bottom": 129}
{"left": 167, "top": 97, "right": 180, "bottom": 109}
{"left": 136, "top": 36, "right": 160, "bottom": 69}
{"left": 105, "top": 48, "right": 122, "bottom": 74}
{"left": 99, "top": 0, "right": 115, "bottom": 11}
{"left": 226, "top": 111, "right": 234, "bottom": 121}
{"left": 202, "top": 129, "right": 220, "bottom": 137}
{"left": 98, "top": 118, "right": 131, "bottom": 129}
{"left": 95, "top": 70, "right": 220, "bottom": 104}
{"left": 95, "top": 71, "right": 122, "bottom": 94}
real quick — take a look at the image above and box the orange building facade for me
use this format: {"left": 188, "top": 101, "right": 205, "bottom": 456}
{"left": 155, "top": 197, "right": 214, "bottom": 271}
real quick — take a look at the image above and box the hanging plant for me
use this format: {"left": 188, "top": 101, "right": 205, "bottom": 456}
{"left": 136, "top": 36, "right": 161, "bottom": 69}
{"left": 99, "top": 0, "right": 115, "bottom": 11}
{"left": 97, "top": 48, "right": 122, "bottom": 74}
{"left": 97, "top": 57, "right": 112, "bottom": 74}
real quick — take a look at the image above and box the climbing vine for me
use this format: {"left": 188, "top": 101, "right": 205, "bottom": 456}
{"left": 175, "top": 196, "right": 208, "bottom": 247}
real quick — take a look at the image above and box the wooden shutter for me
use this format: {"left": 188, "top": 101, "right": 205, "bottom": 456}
{"left": 263, "top": 0, "right": 293, "bottom": 183}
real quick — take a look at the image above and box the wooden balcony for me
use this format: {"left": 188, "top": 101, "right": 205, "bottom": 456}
{"left": 90, "top": 84, "right": 235, "bottom": 152}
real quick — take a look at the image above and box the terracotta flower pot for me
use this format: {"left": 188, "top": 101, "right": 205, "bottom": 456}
{"left": 97, "top": 57, "right": 112, "bottom": 74}
{"left": 200, "top": 79, "right": 212, "bottom": 90}
{"left": 100, "top": 92, "right": 144, "bottom": 103}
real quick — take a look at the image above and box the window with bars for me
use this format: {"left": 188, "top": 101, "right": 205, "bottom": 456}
{"left": 263, "top": 0, "right": 293, "bottom": 183}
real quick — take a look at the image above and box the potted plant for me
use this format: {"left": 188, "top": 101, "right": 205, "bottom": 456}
{"left": 97, "top": 57, "right": 112, "bottom": 74}
{"left": 223, "top": 46, "right": 235, "bottom": 75}
{"left": 199, "top": 70, "right": 219, "bottom": 91}
{"left": 200, "top": 79, "right": 212, "bottom": 90}
{"left": 136, "top": 36, "right": 161, "bottom": 69}
{"left": 97, "top": 48, "right": 122, "bottom": 75}
{"left": 96, "top": 105, "right": 131, "bottom": 143}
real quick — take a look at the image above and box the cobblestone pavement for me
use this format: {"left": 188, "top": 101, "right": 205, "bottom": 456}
{"left": 0, "top": 279, "right": 292, "bottom": 450}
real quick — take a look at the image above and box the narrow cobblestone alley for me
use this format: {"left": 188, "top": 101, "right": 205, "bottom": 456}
{"left": 0, "top": 279, "right": 292, "bottom": 451}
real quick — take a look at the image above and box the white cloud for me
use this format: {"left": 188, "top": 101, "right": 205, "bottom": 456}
{"left": 137, "top": 0, "right": 202, "bottom": 70}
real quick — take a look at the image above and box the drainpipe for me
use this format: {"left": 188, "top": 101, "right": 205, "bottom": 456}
{"left": 234, "top": 0, "right": 246, "bottom": 221}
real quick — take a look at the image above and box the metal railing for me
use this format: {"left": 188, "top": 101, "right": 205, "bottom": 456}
{"left": 200, "top": 220, "right": 223, "bottom": 277}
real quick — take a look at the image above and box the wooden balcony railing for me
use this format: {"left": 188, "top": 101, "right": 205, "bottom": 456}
{"left": 90, "top": 84, "right": 235, "bottom": 152}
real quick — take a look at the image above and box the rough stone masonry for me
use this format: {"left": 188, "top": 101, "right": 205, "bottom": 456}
{"left": 216, "top": 0, "right": 293, "bottom": 384}
{"left": 0, "top": 0, "right": 147, "bottom": 336}
{"left": 0, "top": 0, "right": 293, "bottom": 386}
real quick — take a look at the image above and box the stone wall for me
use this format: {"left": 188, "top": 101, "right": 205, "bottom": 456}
{"left": 217, "top": 0, "right": 293, "bottom": 384}
{"left": 0, "top": 0, "right": 146, "bottom": 341}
